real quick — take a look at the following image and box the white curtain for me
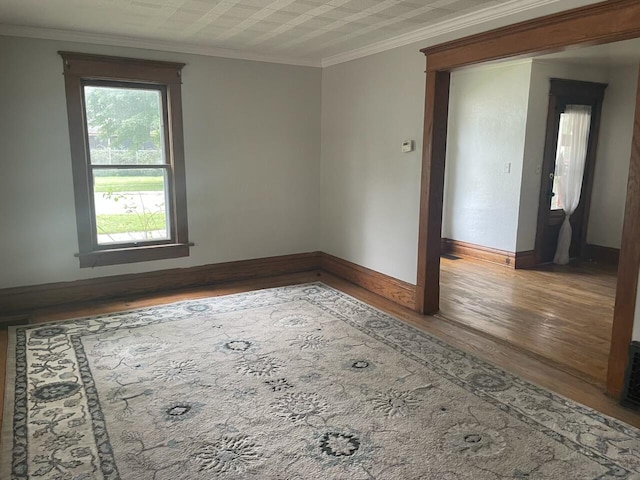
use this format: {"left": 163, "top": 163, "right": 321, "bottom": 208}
{"left": 553, "top": 105, "right": 591, "bottom": 265}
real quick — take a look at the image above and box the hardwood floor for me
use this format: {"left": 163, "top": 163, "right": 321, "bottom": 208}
{"left": 440, "top": 256, "right": 617, "bottom": 386}
{"left": 1, "top": 267, "right": 638, "bottom": 443}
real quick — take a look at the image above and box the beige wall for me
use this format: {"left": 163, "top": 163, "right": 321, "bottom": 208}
{"left": 443, "top": 61, "right": 532, "bottom": 253}
{"left": 320, "top": 44, "right": 424, "bottom": 284}
{"left": 589, "top": 64, "right": 638, "bottom": 249}
{"left": 0, "top": 35, "right": 321, "bottom": 288}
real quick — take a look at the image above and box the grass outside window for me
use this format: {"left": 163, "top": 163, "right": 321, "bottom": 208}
{"left": 94, "top": 176, "right": 164, "bottom": 192}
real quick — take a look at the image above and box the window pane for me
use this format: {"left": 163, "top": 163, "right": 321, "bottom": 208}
{"left": 551, "top": 106, "right": 592, "bottom": 211}
{"left": 84, "top": 86, "right": 165, "bottom": 165}
{"left": 93, "top": 168, "right": 170, "bottom": 245}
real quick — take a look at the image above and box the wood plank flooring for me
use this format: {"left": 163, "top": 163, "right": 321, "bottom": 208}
{"left": 1, "top": 267, "right": 638, "bottom": 448}
{"left": 440, "top": 257, "right": 617, "bottom": 386}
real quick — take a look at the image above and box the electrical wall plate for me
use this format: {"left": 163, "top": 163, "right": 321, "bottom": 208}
{"left": 402, "top": 140, "right": 415, "bottom": 153}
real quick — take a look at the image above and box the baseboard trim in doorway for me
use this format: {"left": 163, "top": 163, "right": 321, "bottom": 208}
{"left": 320, "top": 253, "right": 416, "bottom": 309}
{"left": 514, "top": 250, "right": 538, "bottom": 269}
{"left": 441, "top": 239, "right": 537, "bottom": 269}
{"left": 585, "top": 244, "right": 620, "bottom": 265}
{"left": 441, "top": 238, "right": 514, "bottom": 267}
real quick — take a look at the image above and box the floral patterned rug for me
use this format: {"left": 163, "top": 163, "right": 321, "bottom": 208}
{"left": 2, "top": 283, "right": 640, "bottom": 479}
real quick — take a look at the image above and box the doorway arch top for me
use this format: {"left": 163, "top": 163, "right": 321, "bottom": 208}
{"left": 421, "top": 0, "right": 640, "bottom": 72}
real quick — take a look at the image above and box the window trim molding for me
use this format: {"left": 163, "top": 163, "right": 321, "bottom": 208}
{"left": 59, "top": 51, "right": 190, "bottom": 268}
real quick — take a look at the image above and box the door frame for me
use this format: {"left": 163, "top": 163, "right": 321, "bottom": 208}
{"left": 415, "top": 0, "right": 640, "bottom": 398}
{"left": 533, "top": 79, "right": 608, "bottom": 264}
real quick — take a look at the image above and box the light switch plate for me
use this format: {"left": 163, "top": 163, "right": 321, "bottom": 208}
{"left": 402, "top": 140, "right": 415, "bottom": 153}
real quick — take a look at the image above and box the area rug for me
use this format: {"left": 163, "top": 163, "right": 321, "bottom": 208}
{"left": 2, "top": 283, "right": 640, "bottom": 479}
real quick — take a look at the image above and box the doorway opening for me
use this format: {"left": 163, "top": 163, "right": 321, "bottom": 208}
{"left": 416, "top": 1, "right": 640, "bottom": 397}
{"left": 436, "top": 40, "right": 638, "bottom": 387}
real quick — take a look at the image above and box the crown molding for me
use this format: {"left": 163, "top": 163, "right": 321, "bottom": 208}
{"left": 0, "top": 24, "right": 322, "bottom": 68}
{"left": 0, "top": 0, "right": 599, "bottom": 69}
{"left": 320, "top": 0, "right": 593, "bottom": 67}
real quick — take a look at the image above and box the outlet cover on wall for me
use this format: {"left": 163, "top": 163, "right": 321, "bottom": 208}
{"left": 503, "top": 162, "right": 511, "bottom": 174}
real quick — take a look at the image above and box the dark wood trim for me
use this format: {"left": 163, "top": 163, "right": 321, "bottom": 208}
{"left": 585, "top": 245, "right": 621, "bottom": 265}
{"left": 578, "top": 84, "right": 607, "bottom": 258}
{"left": 0, "top": 252, "right": 321, "bottom": 316}
{"left": 0, "top": 252, "right": 419, "bottom": 317}
{"left": 77, "top": 243, "right": 191, "bottom": 268}
{"left": 608, "top": 66, "right": 640, "bottom": 397}
{"left": 320, "top": 253, "right": 416, "bottom": 310}
{"left": 58, "top": 52, "right": 184, "bottom": 84}
{"left": 60, "top": 52, "right": 189, "bottom": 268}
{"left": 514, "top": 250, "right": 538, "bottom": 270}
{"left": 441, "top": 239, "right": 537, "bottom": 270}
{"left": 168, "top": 81, "right": 189, "bottom": 246}
{"left": 63, "top": 60, "right": 95, "bottom": 256}
{"left": 416, "top": 70, "right": 450, "bottom": 314}
{"left": 417, "top": 0, "right": 640, "bottom": 398}
{"left": 441, "top": 239, "right": 515, "bottom": 267}
{"left": 533, "top": 88, "right": 560, "bottom": 265}
{"left": 549, "top": 78, "right": 608, "bottom": 101}
{"left": 421, "top": 0, "right": 640, "bottom": 72}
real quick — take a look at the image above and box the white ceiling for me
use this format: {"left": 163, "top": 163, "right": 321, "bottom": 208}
{"left": 0, "top": 0, "right": 597, "bottom": 66}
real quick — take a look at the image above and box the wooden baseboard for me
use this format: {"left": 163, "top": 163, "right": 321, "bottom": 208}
{"left": 0, "top": 252, "right": 322, "bottom": 315}
{"left": 0, "top": 252, "right": 417, "bottom": 316}
{"left": 441, "top": 239, "right": 536, "bottom": 270}
{"left": 320, "top": 253, "right": 416, "bottom": 309}
{"left": 514, "top": 250, "right": 537, "bottom": 269}
{"left": 585, "top": 244, "right": 620, "bottom": 265}
{"left": 441, "top": 238, "right": 515, "bottom": 267}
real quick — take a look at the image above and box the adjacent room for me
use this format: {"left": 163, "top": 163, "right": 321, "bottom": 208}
{"left": 1, "top": 1, "right": 640, "bottom": 478}
{"left": 439, "top": 39, "right": 639, "bottom": 387}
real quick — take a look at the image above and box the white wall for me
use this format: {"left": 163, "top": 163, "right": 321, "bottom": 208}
{"left": 443, "top": 61, "right": 532, "bottom": 252}
{"left": 588, "top": 64, "right": 638, "bottom": 248}
{"left": 0, "top": 35, "right": 321, "bottom": 288}
{"left": 320, "top": 45, "right": 424, "bottom": 284}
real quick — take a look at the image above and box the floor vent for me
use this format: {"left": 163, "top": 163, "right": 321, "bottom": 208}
{"left": 622, "top": 342, "right": 640, "bottom": 409}
{"left": 442, "top": 254, "right": 461, "bottom": 261}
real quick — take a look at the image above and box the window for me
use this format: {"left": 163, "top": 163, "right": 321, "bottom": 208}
{"left": 550, "top": 106, "right": 592, "bottom": 211}
{"left": 60, "top": 52, "right": 190, "bottom": 267}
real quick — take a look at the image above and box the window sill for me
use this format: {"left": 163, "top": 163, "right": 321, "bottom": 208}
{"left": 77, "top": 243, "right": 191, "bottom": 268}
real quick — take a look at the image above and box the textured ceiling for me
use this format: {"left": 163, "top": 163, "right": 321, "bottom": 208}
{"left": 0, "top": 0, "right": 515, "bottom": 63}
